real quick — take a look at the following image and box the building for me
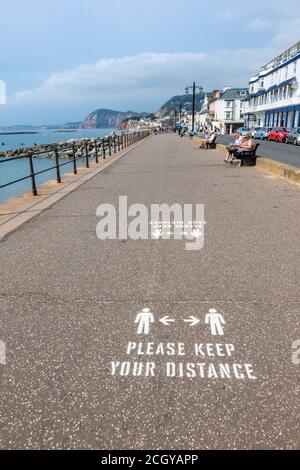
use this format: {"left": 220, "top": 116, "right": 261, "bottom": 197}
{"left": 195, "top": 94, "right": 210, "bottom": 128}
{"left": 214, "top": 87, "right": 249, "bottom": 134}
{"left": 194, "top": 91, "right": 222, "bottom": 130}
{"left": 208, "top": 90, "right": 222, "bottom": 124}
{"left": 244, "top": 40, "right": 300, "bottom": 128}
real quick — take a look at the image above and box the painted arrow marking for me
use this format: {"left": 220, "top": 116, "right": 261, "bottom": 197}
{"left": 184, "top": 316, "right": 200, "bottom": 327}
{"left": 159, "top": 316, "right": 175, "bottom": 326}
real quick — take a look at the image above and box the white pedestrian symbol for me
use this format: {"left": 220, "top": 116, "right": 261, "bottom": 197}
{"left": 205, "top": 308, "right": 225, "bottom": 336}
{"left": 135, "top": 308, "right": 154, "bottom": 335}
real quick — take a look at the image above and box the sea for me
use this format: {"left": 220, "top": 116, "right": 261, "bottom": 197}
{"left": 0, "top": 128, "right": 116, "bottom": 203}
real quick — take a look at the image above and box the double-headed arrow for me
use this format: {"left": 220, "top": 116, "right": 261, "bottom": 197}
{"left": 158, "top": 316, "right": 201, "bottom": 327}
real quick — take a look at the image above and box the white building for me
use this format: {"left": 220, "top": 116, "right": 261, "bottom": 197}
{"left": 195, "top": 94, "right": 210, "bottom": 128}
{"left": 215, "top": 87, "right": 248, "bottom": 134}
{"left": 244, "top": 40, "right": 300, "bottom": 128}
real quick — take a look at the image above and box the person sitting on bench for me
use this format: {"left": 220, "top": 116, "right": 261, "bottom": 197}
{"left": 231, "top": 133, "right": 255, "bottom": 166}
{"left": 224, "top": 132, "right": 243, "bottom": 163}
{"left": 199, "top": 132, "right": 216, "bottom": 150}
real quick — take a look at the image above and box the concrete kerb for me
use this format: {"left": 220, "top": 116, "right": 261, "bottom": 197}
{"left": 192, "top": 137, "right": 300, "bottom": 186}
{"left": 0, "top": 135, "right": 152, "bottom": 241}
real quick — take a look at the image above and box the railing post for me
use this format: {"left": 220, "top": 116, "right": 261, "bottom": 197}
{"left": 95, "top": 140, "right": 99, "bottom": 164}
{"left": 117, "top": 136, "right": 121, "bottom": 152}
{"left": 114, "top": 136, "right": 117, "bottom": 154}
{"left": 108, "top": 137, "right": 112, "bottom": 156}
{"left": 85, "top": 142, "right": 89, "bottom": 168}
{"left": 121, "top": 134, "right": 124, "bottom": 150}
{"left": 28, "top": 153, "right": 37, "bottom": 196}
{"left": 54, "top": 149, "right": 61, "bottom": 183}
{"left": 102, "top": 139, "right": 106, "bottom": 159}
{"left": 72, "top": 144, "right": 77, "bottom": 174}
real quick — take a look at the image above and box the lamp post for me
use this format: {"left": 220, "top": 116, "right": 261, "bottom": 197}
{"left": 179, "top": 103, "right": 182, "bottom": 129}
{"left": 185, "top": 82, "right": 203, "bottom": 133}
{"left": 174, "top": 109, "right": 178, "bottom": 129}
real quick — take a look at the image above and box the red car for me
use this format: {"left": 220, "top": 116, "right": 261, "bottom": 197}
{"left": 268, "top": 127, "right": 289, "bottom": 143}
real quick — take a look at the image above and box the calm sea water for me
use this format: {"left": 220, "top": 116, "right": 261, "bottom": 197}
{"left": 0, "top": 129, "right": 115, "bottom": 202}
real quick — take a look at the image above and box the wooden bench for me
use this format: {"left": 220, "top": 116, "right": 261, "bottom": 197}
{"left": 238, "top": 143, "right": 260, "bottom": 166}
{"left": 207, "top": 138, "right": 217, "bottom": 150}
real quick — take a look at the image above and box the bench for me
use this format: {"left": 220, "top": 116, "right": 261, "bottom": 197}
{"left": 237, "top": 143, "right": 260, "bottom": 166}
{"left": 207, "top": 137, "right": 217, "bottom": 149}
{"left": 196, "top": 135, "right": 217, "bottom": 149}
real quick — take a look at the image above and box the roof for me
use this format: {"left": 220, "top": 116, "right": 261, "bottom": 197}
{"left": 219, "top": 88, "right": 249, "bottom": 101}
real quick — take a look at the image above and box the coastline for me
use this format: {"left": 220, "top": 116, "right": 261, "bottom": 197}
{"left": 0, "top": 129, "right": 118, "bottom": 203}
{"left": 0, "top": 133, "right": 150, "bottom": 240}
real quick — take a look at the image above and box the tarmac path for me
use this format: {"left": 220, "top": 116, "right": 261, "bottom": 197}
{"left": 0, "top": 134, "right": 299, "bottom": 449}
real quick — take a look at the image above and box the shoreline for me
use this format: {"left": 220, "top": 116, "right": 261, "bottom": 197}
{"left": 0, "top": 128, "right": 118, "bottom": 157}
{"left": 0, "top": 134, "right": 149, "bottom": 240}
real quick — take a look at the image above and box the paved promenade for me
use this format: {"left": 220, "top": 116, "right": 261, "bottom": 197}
{"left": 0, "top": 134, "right": 299, "bottom": 449}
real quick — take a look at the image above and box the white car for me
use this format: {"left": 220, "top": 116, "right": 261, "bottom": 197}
{"left": 251, "top": 127, "right": 261, "bottom": 138}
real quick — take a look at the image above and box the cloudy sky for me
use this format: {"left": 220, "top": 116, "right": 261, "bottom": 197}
{"left": 0, "top": 0, "right": 300, "bottom": 125}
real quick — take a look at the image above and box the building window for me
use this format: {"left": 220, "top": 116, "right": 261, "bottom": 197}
{"left": 225, "top": 112, "right": 231, "bottom": 120}
{"left": 294, "top": 60, "right": 297, "bottom": 74}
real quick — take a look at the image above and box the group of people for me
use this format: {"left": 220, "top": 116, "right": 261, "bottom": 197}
{"left": 224, "top": 132, "right": 255, "bottom": 166}
{"left": 197, "top": 125, "right": 221, "bottom": 135}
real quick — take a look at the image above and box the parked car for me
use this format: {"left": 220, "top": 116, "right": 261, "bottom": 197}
{"left": 254, "top": 127, "right": 272, "bottom": 140}
{"left": 251, "top": 127, "right": 261, "bottom": 138}
{"left": 237, "top": 127, "right": 251, "bottom": 136}
{"left": 286, "top": 127, "right": 300, "bottom": 146}
{"left": 263, "top": 127, "right": 273, "bottom": 140}
{"left": 268, "top": 127, "right": 289, "bottom": 143}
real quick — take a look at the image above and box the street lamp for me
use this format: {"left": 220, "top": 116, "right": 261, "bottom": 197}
{"left": 185, "top": 82, "right": 203, "bottom": 133}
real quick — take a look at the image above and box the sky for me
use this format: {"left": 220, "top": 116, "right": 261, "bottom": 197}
{"left": 0, "top": 0, "right": 300, "bottom": 125}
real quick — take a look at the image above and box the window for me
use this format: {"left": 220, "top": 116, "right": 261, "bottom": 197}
{"left": 225, "top": 112, "right": 231, "bottom": 120}
{"left": 294, "top": 60, "right": 297, "bottom": 74}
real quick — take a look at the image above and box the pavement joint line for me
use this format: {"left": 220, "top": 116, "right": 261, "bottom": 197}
{"left": 0, "top": 136, "right": 152, "bottom": 241}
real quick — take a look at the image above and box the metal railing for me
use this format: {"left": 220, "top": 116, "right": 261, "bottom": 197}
{"left": 0, "top": 131, "right": 150, "bottom": 197}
